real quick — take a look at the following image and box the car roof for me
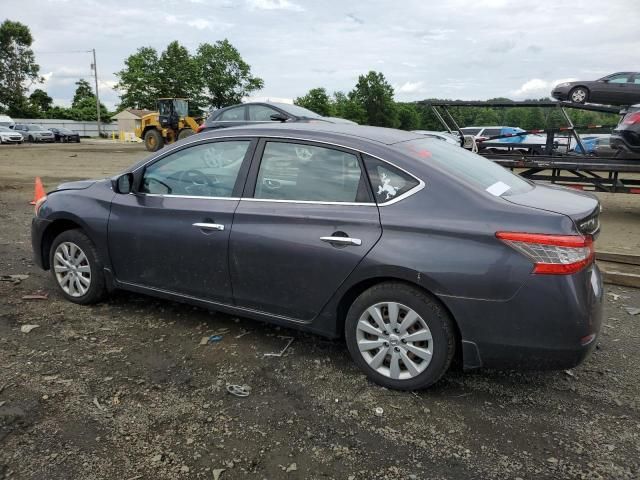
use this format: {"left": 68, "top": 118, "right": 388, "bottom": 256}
{"left": 199, "top": 123, "right": 425, "bottom": 146}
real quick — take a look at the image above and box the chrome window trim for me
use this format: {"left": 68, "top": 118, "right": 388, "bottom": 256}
{"left": 133, "top": 134, "right": 425, "bottom": 206}
{"left": 135, "top": 193, "right": 240, "bottom": 201}
{"left": 241, "top": 198, "right": 377, "bottom": 207}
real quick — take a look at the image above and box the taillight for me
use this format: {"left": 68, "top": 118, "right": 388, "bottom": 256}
{"left": 622, "top": 112, "right": 640, "bottom": 125}
{"left": 496, "top": 232, "right": 594, "bottom": 275}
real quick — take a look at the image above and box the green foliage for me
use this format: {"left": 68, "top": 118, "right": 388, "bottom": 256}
{"left": 349, "top": 71, "right": 399, "bottom": 127}
{"left": 115, "top": 46, "right": 160, "bottom": 110}
{"left": 397, "top": 103, "right": 420, "bottom": 130}
{"left": 196, "top": 39, "right": 264, "bottom": 110}
{"left": 29, "top": 88, "right": 52, "bottom": 112}
{"left": 0, "top": 20, "right": 41, "bottom": 115}
{"left": 115, "top": 39, "right": 263, "bottom": 114}
{"left": 72, "top": 79, "right": 94, "bottom": 107}
{"left": 332, "top": 91, "right": 367, "bottom": 124}
{"left": 294, "top": 87, "right": 334, "bottom": 117}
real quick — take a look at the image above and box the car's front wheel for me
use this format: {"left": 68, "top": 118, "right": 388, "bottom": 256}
{"left": 569, "top": 87, "right": 588, "bottom": 104}
{"left": 49, "top": 229, "right": 107, "bottom": 305}
{"left": 345, "top": 282, "right": 455, "bottom": 390}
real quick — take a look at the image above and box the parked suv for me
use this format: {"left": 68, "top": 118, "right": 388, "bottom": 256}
{"left": 610, "top": 105, "right": 640, "bottom": 155}
{"left": 14, "top": 124, "right": 55, "bottom": 143}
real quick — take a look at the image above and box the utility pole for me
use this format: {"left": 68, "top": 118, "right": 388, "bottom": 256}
{"left": 90, "top": 48, "right": 101, "bottom": 136}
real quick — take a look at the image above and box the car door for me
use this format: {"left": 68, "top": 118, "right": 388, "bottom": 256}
{"left": 229, "top": 139, "right": 382, "bottom": 321}
{"left": 628, "top": 74, "right": 640, "bottom": 104}
{"left": 593, "top": 73, "right": 631, "bottom": 104}
{"left": 108, "top": 138, "right": 256, "bottom": 303}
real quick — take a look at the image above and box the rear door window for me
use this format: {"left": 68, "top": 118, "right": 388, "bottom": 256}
{"left": 607, "top": 74, "right": 630, "bottom": 83}
{"left": 396, "top": 138, "right": 532, "bottom": 196}
{"left": 461, "top": 128, "right": 481, "bottom": 136}
{"left": 253, "top": 141, "right": 370, "bottom": 203}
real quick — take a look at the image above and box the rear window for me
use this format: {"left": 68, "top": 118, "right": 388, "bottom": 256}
{"left": 396, "top": 139, "right": 533, "bottom": 197}
{"left": 460, "top": 128, "right": 481, "bottom": 136}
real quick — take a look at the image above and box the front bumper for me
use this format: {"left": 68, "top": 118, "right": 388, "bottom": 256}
{"left": 552, "top": 89, "right": 570, "bottom": 101}
{"left": 31, "top": 216, "right": 52, "bottom": 269}
{"left": 443, "top": 263, "right": 603, "bottom": 370}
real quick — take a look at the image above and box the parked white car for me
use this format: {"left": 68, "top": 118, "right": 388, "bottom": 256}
{"left": 0, "top": 126, "right": 23, "bottom": 144}
{"left": 0, "top": 115, "right": 15, "bottom": 129}
{"left": 411, "top": 130, "right": 462, "bottom": 146}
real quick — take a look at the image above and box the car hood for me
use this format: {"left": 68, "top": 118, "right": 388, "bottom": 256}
{"left": 504, "top": 183, "right": 599, "bottom": 228}
{"left": 56, "top": 179, "right": 97, "bottom": 191}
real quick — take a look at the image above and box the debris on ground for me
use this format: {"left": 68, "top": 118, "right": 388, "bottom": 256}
{"left": 375, "top": 407, "right": 384, "bottom": 417}
{"left": 20, "top": 324, "right": 40, "bottom": 333}
{"left": 226, "top": 384, "right": 251, "bottom": 398}
{"left": 212, "top": 469, "right": 225, "bottom": 480}
{"left": 263, "top": 336, "right": 294, "bottom": 357}
{"left": 21, "top": 292, "right": 49, "bottom": 300}
{"left": 624, "top": 307, "right": 640, "bottom": 316}
{"left": 0, "top": 274, "right": 29, "bottom": 284}
{"left": 200, "top": 334, "right": 224, "bottom": 345}
{"left": 286, "top": 463, "right": 298, "bottom": 473}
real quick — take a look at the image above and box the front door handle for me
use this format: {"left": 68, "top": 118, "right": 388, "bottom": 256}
{"left": 320, "top": 236, "right": 362, "bottom": 246}
{"left": 193, "top": 222, "right": 225, "bottom": 231}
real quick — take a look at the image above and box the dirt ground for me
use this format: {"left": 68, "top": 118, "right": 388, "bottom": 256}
{"left": 1, "top": 142, "right": 639, "bottom": 480}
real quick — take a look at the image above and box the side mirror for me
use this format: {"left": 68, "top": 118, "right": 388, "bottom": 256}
{"left": 113, "top": 173, "right": 133, "bottom": 194}
{"left": 270, "top": 113, "right": 288, "bottom": 122}
{"left": 600, "top": 79, "right": 609, "bottom": 83}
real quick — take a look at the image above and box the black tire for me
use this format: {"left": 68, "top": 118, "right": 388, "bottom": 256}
{"left": 345, "top": 282, "right": 455, "bottom": 390}
{"left": 144, "top": 129, "right": 164, "bottom": 152}
{"left": 49, "top": 229, "right": 107, "bottom": 305}
{"left": 28, "top": 135, "right": 34, "bottom": 142}
{"left": 569, "top": 87, "right": 588, "bottom": 104}
{"left": 178, "top": 128, "right": 194, "bottom": 140}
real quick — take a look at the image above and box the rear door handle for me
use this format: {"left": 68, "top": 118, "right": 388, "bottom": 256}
{"left": 320, "top": 236, "right": 362, "bottom": 246}
{"left": 193, "top": 222, "right": 225, "bottom": 231}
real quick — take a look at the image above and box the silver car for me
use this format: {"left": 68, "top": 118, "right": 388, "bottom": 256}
{"left": 14, "top": 124, "right": 55, "bottom": 143}
{"left": 0, "top": 126, "right": 23, "bottom": 144}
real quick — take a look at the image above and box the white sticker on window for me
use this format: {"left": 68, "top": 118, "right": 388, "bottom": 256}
{"left": 486, "top": 181, "right": 511, "bottom": 197}
{"left": 377, "top": 172, "right": 399, "bottom": 200}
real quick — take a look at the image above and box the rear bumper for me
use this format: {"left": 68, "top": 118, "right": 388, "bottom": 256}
{"left": 443, "top": 263, "right": 603, "bottom": 370}
{"left": 31, "top": 216, "right": 51, "bottom": 270}
{"left": 611, "top": 130, "right": 640, "bottom": 154}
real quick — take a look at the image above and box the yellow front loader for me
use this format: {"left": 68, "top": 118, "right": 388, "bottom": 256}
{"left": 135, "top": 98, "right": 202, "bottom": 152}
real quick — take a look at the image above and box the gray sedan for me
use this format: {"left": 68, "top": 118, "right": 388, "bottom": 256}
{"left": 31, "top": 124, "right": 603, "bottom": 390}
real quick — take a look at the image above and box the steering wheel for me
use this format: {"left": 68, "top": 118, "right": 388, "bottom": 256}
{"left": 177, "top": 169, "right": 212, "bottom": 195}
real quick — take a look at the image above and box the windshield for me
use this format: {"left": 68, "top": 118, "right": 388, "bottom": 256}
{"left": 0, "top": 126, "right": 13, "bottom": 132}
{"left": 58, "top": 128, "right": 73, "bottom": 134}
{"left": 276, "top": 103, "right": 323, "bottom": 119}
{"left": 29, "top": 125, "right": 45, "bottom": 131}
{"left": 396, "top": 139, "right": 533, "bottom": 197}
{"left": 174, "top": 99, "right": 188, "bottom": 117}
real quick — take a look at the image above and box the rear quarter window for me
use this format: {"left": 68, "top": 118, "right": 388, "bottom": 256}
{"left": 364, "top": 155, "right": 420, "bottom": 204}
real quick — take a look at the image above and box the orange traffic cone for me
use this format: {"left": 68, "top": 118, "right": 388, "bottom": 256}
{"left": 30, "top": 177, "right": 46, "bottom": 205}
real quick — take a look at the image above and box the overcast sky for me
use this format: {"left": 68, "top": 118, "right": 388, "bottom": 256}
{"left": 12, "top": 0, "right": 640, "bottom": 110}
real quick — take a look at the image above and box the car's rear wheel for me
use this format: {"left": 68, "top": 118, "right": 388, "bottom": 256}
{"left": 49, "top": 229, "right": 106, "bottom": 305}
{"left": 345, "top": 282, "right": 455, "bottom": 390}
{"left": 144, "top": 129, "right": 164, "bottom": 152}
{"left": 178, "top": 128, "right": 194, "bottom": 140}
{"left": 569, "top": 87, "right": 588, "bottom": 104}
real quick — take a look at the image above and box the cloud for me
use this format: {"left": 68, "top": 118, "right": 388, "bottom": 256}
{"left": 246, "top": 0, "right": 303, "bottom": 11}
{"left": 396, "top": 81, "right": 425, "bottom": 94}
{"left": 512, "top": 78, "right": 577, "bottom": 98}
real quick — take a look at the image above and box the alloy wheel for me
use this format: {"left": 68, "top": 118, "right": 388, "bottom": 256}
{"left": 356, "top": 302, "right": 433, "bottom": 380}
{"left": 571, "top": 89, "right": 586, "bottom": 103}
{"left": 53, "top": 241, "right": 91, "bottom": 297}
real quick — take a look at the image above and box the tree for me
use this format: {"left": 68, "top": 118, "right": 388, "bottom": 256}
{"left": 115, "top": 46, "right": 161, "bottom": 110}
{"left": 349, "top": 71, "right": 399, "bottom": 127}
{"left": 332, "top": 91, "right": 366, "bottom": 124}
{"left": 0, "top": 20, "right": 41, "bottom": 115}
{"left": 196, "top": 39, "right": 263, "bottom": 110}
{"left": 397, "top": 103, "right": 420, "bottom": 130}
{"left": 72, "top": 79, "right": 95, "bottom": 108}
{"left": 29, "top": 88, "right": 52, "bottom": 112}
{"left": 157, "top": 41, "right": 200, "bottom": 107}
{"left": 68, "top": 96, "right": 111, "bottom": 122}
{"left": 294, "top": 87, "right": 334, "bottom": 116}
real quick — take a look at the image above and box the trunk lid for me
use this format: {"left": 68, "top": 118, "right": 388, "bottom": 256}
{"left": 504, "top": 183, "right": 600, "bottom": 235}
